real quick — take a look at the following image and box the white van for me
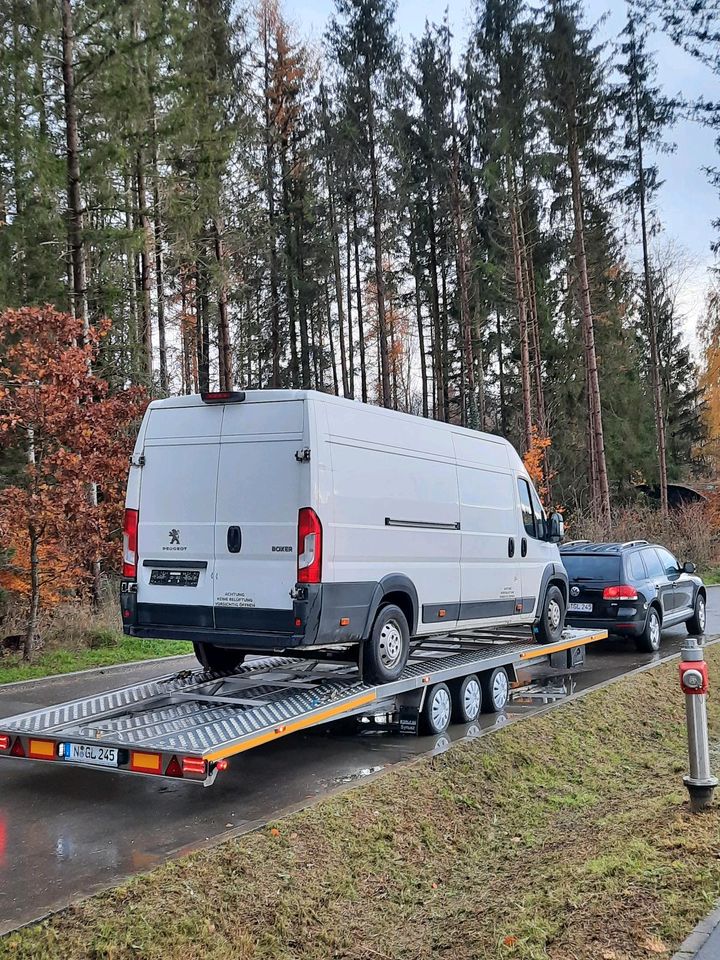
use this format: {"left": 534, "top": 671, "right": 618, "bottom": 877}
{"left": 120, "top": 390, "right": 567, "bottom": 683}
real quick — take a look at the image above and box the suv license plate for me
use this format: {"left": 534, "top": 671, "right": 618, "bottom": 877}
{"left": 568, "top": 602, "right": 593, "bottom": 613}
{"left": 62, "top": 743, "right": 119, "bottom": 767}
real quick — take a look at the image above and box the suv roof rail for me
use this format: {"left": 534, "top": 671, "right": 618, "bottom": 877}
{"left": 561, "top": 539, "right": 591, "bottom": 547}
{"left": 621, "top": 540, "right": 648, "bottom": 548}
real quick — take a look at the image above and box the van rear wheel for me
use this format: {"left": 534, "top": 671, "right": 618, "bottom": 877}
{"left": 362, "top": 605, "right": 410, "bottom": 684}
{"left": 193, "top": 642, "right": 245, "bottom": 673}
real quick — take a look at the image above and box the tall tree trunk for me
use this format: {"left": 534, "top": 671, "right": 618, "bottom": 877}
{"left": 213, "top": 218, "right": 232, "bottom": 390}
{"left": 508, "top": 187, "right": 533, "bottom": 453}
{"left": 352, "top": 199, "right": 368, "bottom": 403}
{"left": 325, "top": 282, "right": 339, "bottom": 395}
{"left": 568, "top": 130, "right": 611, "bottom": 522}
{"left": 262, "top": 8, "right": 281, "bottom": 387}
{"left": 151, "top": 109, "right": 168, "bottom": 393}
{"left": 634, "top": 75, "right": 668, "bottom": 517}
{"left": 426, "top": 180, "right": 444, "bottom": 420}
{"left": 135, "top": 151, "right": 153, "bottom": 382}
{"left": 280, "top": 142, "right": 299, "bottom": 387}
{"left": 345, "top": 204, "right": 355, "bottom": 398}
{"left": 496, "top": 308, "right": 507, "bottom": 436}
{"left": 409, "top": 212, "right": 429, "bottom": 418}
{"left": 365, "top": 70, "right": 391, "bottom": 408}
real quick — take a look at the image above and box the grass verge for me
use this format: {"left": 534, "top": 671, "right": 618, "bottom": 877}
{"left": 3, "top": 649, "right": 720, "bottom": 959}
{"left": 0, "top": 635, "right": 192, "bottom": 685}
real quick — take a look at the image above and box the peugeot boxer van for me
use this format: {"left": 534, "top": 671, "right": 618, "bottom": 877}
{"left": 120, "top": 390, "right": 567, "bottom": 683}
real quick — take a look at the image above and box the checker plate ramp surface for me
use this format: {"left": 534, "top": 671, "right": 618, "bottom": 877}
{"left": 1, "top": 629, "right": 600, "bottom": 759}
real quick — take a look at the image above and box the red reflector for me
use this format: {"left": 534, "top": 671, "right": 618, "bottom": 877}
{"left": 603, "top": 585, "right": 638, "bottom": 600}
{"left": 122, "top": 508, "right": 139, "bottom": 578}
{"left": 297, "top": 507, "right": 322, "bottom": 584}
{"left": 295, "top": 618, "right": 302, "bottom": 627}
{"left": 165, "top": 756, "right": 183, "bottom": 778}
{"left": 200, "top": 391, "right": 246, "bottom": 404}
{"left": 215, "top": 759, "right": 229, "bottom": 772}
{"left": 10, "top": 738, "right": 25, "bottom": 758}
{"left": 0, "top": 735, "right": 9, "bottom": 751}
{"left": 182, "top": 756, "right": 206, "bottom": 776}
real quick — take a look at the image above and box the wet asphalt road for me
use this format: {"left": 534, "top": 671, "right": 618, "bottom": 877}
{"left": 1, "top": 589, "right": 719, "bottom": 934}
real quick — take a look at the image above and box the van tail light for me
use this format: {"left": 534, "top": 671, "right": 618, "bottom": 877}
{"left": 297, "top": 507, "right": 322, "bottom": 584}
{"left": 603, "top": 585, "right": 638, "bottom": 600}
{"left": 122, "top": 508, "right": 139, "bottom": 578}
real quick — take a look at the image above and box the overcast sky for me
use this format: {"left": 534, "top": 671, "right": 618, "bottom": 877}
{"left": 284, "top": 0, "right": 718, "bottom": 346}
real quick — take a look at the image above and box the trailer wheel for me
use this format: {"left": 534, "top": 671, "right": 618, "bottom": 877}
{"left": 535, "top": 585, "right": 565, "bottom": 644}
{"left": 420, "top": 682, "right": 452, "bottom": 735}
{"left": 362, "top": 605, "right": 410, "bottom": 684}
{"left": 193, "top": 642, "right": 245, "bottom": 673}
{"left": 481, "top": 667, "right": 509, "bottom": 713}
{"left": 451, "top": 673, "right": 482, "bottom": 723}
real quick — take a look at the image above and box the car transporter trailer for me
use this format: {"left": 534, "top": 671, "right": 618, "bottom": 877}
{"left": 0, "top": 627, "right": 607, "bottom": 787}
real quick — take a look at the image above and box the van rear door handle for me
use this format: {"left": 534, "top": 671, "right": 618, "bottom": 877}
{"left": 508, "top": 538, "right": 515, "bottom": 558}
{"left": 521, "top": 538, "right": 528, "bottom": 557}
{"left": 227, "top": 526, "right": 242, "bottom": 553}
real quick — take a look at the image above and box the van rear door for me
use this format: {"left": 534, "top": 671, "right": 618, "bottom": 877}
{"left": 213, "top": 399, "right": 308, "bottom": 633}
{"left": 136, "top": 403, "right": 222, "bottom": 628}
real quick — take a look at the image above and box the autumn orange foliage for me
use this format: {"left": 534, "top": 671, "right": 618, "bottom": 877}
{"left": 0, "top": 306, "right": 147, "bottom": 613}
{"left": 522, "top": 427, "right": 552, "bottom": 505}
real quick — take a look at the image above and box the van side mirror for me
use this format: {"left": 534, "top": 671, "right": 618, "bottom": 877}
{"left": 547, "top": 512, "right": 564, "bottom": 543}
{"left": 683, "top": 560, "right": 697, "bottom": 574}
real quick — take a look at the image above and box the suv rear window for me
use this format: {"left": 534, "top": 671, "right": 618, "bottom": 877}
{"left": 561, "top": 554, "right": 621, "bottom": 581}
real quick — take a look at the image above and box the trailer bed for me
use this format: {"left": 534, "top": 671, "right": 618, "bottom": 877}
{"left": 0, "top": 628, "right": 606, "bottom": 786}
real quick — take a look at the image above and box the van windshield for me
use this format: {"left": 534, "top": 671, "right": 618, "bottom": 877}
{"left": 562, "top": 555, "right": 621, "bottom": 581}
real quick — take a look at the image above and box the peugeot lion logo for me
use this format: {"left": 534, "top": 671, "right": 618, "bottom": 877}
{"left": 169, "top": 529, "right": 181, "bottom": 545}
{"left": 570, "top": 586, "right": 580, "bottom": 597}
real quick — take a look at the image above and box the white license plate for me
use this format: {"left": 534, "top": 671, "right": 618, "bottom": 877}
{"left": 568, "top": 602, "right": 593, "bottom": 613}
{"left": 62, "top": 743, "right": 119, "bottom": 767}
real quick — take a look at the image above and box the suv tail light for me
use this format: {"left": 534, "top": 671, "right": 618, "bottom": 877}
{"left": 603, "top": 584, "right": 638, "bottom": 600}
{"left": 122, "top": 508, "right": 139, "bottom": 578}
{"left": 297, "top": 507, "right": 322, "bottom": 584}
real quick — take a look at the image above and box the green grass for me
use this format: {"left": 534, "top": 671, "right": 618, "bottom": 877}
{"left": 2, "top": 645, "right": 720, "bottom": 959}
{"left": 0, "top": 635, "right": 192, "bottom": 685}
{"left": 701, "top": 567, "right": 720, "bottom": 586}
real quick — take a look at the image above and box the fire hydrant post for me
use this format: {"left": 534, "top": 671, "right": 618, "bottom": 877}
{"left": 679, "top": 639, "right": 717, "bottom": 813}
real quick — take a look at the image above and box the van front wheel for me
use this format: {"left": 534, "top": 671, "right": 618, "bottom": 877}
{"left": 535, "top": 585, "right": 565, "bottom": 644}
{"left": 363, "top": 605, "right": 410, "bottom": 684}
{"left": 193, "top": 642, "right": 245, "bottom": 674}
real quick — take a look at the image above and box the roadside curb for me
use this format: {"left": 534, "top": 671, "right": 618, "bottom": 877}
{"left": 0, "top": 652, "right": 194, "bottom": 692}
{"left": 672, "top": 903, "right": 720, "bottom": 959}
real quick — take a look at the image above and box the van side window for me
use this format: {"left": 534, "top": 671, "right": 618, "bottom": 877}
{"left": 517, "top": 478, "right": 536, "bottom": 538}
{"left": 529, "top": 486, "right": 546, "bottom": 540}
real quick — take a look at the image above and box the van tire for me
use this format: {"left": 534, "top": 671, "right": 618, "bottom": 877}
{"left": 362, "top": 604, "right": 410, "bottom": 684}
{"left": 193, "top": 642, "right": 246, "bottom": 673}
{"left": 535, "top": 585, "right": 565, "bottom": 644}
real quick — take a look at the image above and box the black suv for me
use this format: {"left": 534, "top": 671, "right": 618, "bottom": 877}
{"left": 560, "top": 540, "right": 706, "bottom": 652}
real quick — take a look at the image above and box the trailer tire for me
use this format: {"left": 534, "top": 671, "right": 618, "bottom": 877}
{"left": 193, "top": 642, "right": 245, "bottom": 673}
{"left": 420, "top": 682, "right": 452, "bottom": 735}
{"left": 535, "top": 585, "right": 565, "bottom": 644}
{"left": 362, "top": 604, "right": 410, "bottom": 684}
{"left": 451, "top": 673, "right": 482, "bottom": 723}
{"left": 481, "top": 667, "right": 509, "bottom": 713}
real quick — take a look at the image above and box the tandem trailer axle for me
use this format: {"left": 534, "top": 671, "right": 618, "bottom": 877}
{"left": 0, "top": 627, "right": 607, "bottom": 787}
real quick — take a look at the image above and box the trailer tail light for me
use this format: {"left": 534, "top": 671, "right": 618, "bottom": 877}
{"left": 297, "top": 508, "right": 322, "bottom": 584}
{"left": 182, "top": 756, "right": 206, "bottom": 777}
{"left": 130, "top": 751, "right": 162, "bottom": 774}
{"left": 603, "top": 585, "right": 638, "bottom": 600}
{"left": 122, "top": 508, "right": 139, "bottom": 578}
{"left": 200, "top": 391, "right": 246, "bottom": 404}
{"left": 0, "top": 735, "right": 9, "bottom": 751}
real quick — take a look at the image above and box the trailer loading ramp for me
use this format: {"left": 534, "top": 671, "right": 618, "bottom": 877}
{"left": 0, "top": 627, "right": 607, "bottom": 786}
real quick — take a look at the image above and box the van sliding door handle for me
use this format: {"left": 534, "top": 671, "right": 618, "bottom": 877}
{"left": 227, "top": 526, "right": 242, "bottom": 553}
{"left": 508, "top": 538, "right": 515, "bottom": 558}
{"left": 521, "top": 538, "right": 528, "bottom": 557}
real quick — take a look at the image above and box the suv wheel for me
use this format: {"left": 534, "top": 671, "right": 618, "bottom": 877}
{"left": 535, "top": 585, "right": 565, "bottom": 644}
{"left": 193, "top": 642, "right": 245, "bottom": 673}
{"left": 687, "top": 592, "right": 706, "bottom": 636}
{"left": 636, "top": 607, "right": 661, "bottom": 653}
{"left": 362, "top": 604, "right": 410, "bottom": 684}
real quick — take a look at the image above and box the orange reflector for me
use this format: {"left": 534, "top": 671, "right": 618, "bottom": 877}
{"left": 438, "top": 609, "right": 446, "bottom": 618}
{"left": 422, "top": 675, "right": 431, "bottom": 684}
{"left": 0, "top": 735, "right": 9, "bottom": 751}
{"left": 28, "top": 739, "right": 55, "bottom": 760}
{"left": 339, "top": 617, "right": 350, "bottom": 627}
{"left": 275, "top": 725, "right": 287, "bottom": 734}
{"left": 130, "top": 751, "right": 162, "bottom": 774}
{"left": 182, "top": 756, "right": 206, "bottom": 776}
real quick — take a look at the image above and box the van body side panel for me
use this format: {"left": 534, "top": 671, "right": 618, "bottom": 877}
{"left": 213, "top": 400, "right": 308, "bottom": 632}
{"left": 322, "top": 402, "right": 461, "bottom": 635}
{"left": 452, "top": 433, "right": 529, "bottom": 627}
{"left": 135, "top": 405, "right": 222, "bottom": 625}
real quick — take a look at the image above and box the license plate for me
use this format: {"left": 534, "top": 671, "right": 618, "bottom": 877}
{"left": 568, "top": 602, "right": 593, "bottom": 613}
{"left": 62, "top": 743, "right": 119, "bottom": 767}
{"left": 149, "top": 569, "right": 200, "bottom": 587}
